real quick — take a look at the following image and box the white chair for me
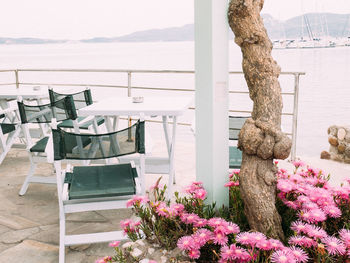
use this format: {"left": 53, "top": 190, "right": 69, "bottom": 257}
{"left": 52, "top": 116, "right": 145, "bottom": 263}
{"left": 17, "top": 95, "right": 84, "bottom": 195}
{"left": 0, "top": 105, "right": 21, "bottom": 164}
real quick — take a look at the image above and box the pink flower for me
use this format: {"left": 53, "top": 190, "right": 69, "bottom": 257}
{"left": 180, "top": 213, "right": 200, "bottom": 225}
{"left": 292, "top": 160, "right": 305, "bottom": 168}
{"left": 277, "top": 179, "right": 294, "bottom": 192}
{"left": 224, "top": 181, "right": 238, "bottom": 188}
{"left": 193, "top": 228, "right": 212, "bottom": 247}
{"left": 232, "top": 169, "right": 240, "bottom": 175}
{"left": 290, "top": 246, "right": 309, "bottom": 263}
{"left": 187, "top": 249, "right": 200, "bottom": 259}
{"left": 309, "top": 208, "right": 327, "bottom": 222}
{"left": 120, "top": 219, "right": 132, "bottom": 228}
{"left": 321, "top": 236, "right": 346, "bottom": 255}
{"left": 194, "top": 189, "right": 207, "bottom": 200}
{"left": 184, "top": 181, "right": 203, "bottom": 194}
{"left": 289, "top": 236, "right": 316, "bottom": 248}
{"left": 221, "top": 244, "right": 250, "bottom": 262}
{"left": 194, "top": 218, "right": 207, "bottom": 228}
{"left": 120, "top": 219, "right": 140, "bottom": 234}
{"left": 169, "top": 203, "right": 184, "bottom": 216}
{"left": 208, "top": 217, "right": 227, "bottom": 228}
{"left": 291, "top": 221, "right": 308, "bottom": 234}
{"left": 304, "top": 224, "right": 327, "bottom": 240}
{"left": 269, "top": 239, "right": 285, "bottom": 250}
{"left": 256, "top": 239, "right": 272, "bottom": 251}
{"left": 156, "top": 202, "right": 169, "bottom": 217}
{"left": 271, "top": 250, "right": 296, "bottom": 263}
{"left": 236, "top": 232, "right": 257, "bottom": 246}
{"left": 220, "top": 245, "right": 235, "bottom": 261}
{"left": 177, "top": 236, "right": 195, "bottom": 251}
{"left": 250, "top": 232, "right": 267, "bottom": 246}
{"left": 323, "top": 205, "right": 342, "bottom": 218}
{"left": 226, "top": 222, "right": 240, "bottom": 235}
{"left": 339, "top": 229, "right": 350, "bottom": 248}
{"left": 212, "top": 231, "right": 228, "bottom": 245}
{"left": 126, "top": 195, "right": 149, "bottom": 208}
{"left": 95, "top": 256, "right": 112, "bottom": 263}
{"left": 108, "top": 241, "right": 120, "bottom": 247}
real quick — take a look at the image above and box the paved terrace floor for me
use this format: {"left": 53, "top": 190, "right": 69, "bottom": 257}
{"left": 0, "top": 124, "right": 349, "bottom": 262}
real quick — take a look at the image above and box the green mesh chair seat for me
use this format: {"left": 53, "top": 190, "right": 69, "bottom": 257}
{"left": 229, "top": 116, "right": 249, "bottom": 169}
{"left": 64, "top": 164, "right": 138, "bottom": 200}
{"left": 30, "top": 137, "right": 49, "bottom": 153}
{"left": 58, "top": 116, "right": 104, "bottom": 130}
{"left": 0, "top": 123, "right": 16, "bottom": 135}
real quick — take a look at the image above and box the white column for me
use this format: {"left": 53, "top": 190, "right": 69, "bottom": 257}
{"left": 194, "top": 0, "right": 229, "bottom": 206}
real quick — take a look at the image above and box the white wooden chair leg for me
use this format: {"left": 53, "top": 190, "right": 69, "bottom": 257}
{"left": 59, "top": 218, "right": 66, "bottom": 263}
{"left": 19, "top": 162, "right": 37, "bottom": 196}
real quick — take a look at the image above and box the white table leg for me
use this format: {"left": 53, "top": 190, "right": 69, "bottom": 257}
{"left": 162, "top": 115, "right": 177, "bottom": 196}
{"left": 104, "top": 115, "right": 120, "bottom": 158}
{"left": 162, "top": 116, "right": 171, "bottom": 156}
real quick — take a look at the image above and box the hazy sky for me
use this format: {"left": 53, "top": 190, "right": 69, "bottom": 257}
{"left": 1, "top": 0, "right": 349, "bottom": 39}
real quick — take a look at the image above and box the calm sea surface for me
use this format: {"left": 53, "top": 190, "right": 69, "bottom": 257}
{"left": 0, "top": 41, "right": 350, "bottom": 157}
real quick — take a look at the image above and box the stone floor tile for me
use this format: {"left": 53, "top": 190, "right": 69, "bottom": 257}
{"left": 0, "top": 226, "right": 40, "bottom": 244}
{"left": 0, "top": 240, "right": 58, "bottom": 263}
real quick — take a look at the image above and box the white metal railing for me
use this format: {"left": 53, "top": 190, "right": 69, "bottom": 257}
{"left": 0, "top": 68, "right": 305, "bottom": 159}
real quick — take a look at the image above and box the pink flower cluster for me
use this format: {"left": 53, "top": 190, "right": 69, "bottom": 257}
{"left": 177, "top": 217, "right": 240, "bottom": 260}
{"left": 177, "top": 225, "right": 312, "bottom": 262}
{"left": 277, "top": 162, "right": 350, "bottom": 258}
{"left": 95, "top": 256, "right": 112, "bottom": 263}
{"left": 120, "top": 218, "right": 141, "bottom": 235}
{"left": 153, "top": 201, "right": 185, "bottom": 218}
{"left": 126, "top": 195, "right": 149, "bottom": 208}
{"left": 184, "top": 181, "right": 207, "bottom": 200}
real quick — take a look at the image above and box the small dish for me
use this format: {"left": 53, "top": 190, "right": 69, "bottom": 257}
{"left": 132, "top": 96, "right": 144, "bottom": 103}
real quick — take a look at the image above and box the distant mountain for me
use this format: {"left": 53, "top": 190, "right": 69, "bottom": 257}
{"left": 0, "top": 37, "right": 65, "bottom": 45}
{"left": 1, "top": 13, "right": 349, "bottom": 44}
{"left": 266, "top": 13, "right": 350, "bottom": 39}
{"left": 81, "top": 24, "right": 194, "bottom": 43}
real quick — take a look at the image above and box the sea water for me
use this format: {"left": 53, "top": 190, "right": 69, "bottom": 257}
{"left": 0, "top": 41, "right": 349, "bottom": 157}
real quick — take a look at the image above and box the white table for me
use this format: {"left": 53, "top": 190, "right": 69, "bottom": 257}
{"left": 0, "top": 87, "right": 48, "bottom": 101}
{"left": 0, "top": 87, "right": 48, "bottom": 114}
{"left": 78, "top": 96, "right": 193, "bottom": 194}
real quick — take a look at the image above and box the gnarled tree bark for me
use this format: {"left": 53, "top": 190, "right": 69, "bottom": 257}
{"left": 228, "top": 0, "right": 292, "bottom": 239}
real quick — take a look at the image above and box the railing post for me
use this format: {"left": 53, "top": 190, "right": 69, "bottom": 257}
{"left": 127, "top": 71, "right": 132, "bottom": 140}
{"left": 127, "top": 71, "right": 132, "bottom": 97}
{"left": 291, "top": 73, "right": 300, "bottom": 161}
{"left": 15, "top": 70, "right": 19, "bottom": 89}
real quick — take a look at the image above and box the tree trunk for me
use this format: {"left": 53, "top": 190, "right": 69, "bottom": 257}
{"left": 228, "top": 0, "right": 292, "bottom": 240}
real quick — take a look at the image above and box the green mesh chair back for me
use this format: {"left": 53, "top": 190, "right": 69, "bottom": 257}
{"left": 53, "top": 121, "right": 145, "bottom": 161}
{"left": 229, "top": 116, "right": 248, "bottom": 169}
{"left": 17, "top": 96, "right": 77, "bottom": 124}
{"left": 49, "top": 88, "right": 104, "bottom": 130}
{"left": 49, "top": 88, "right": 92, "bottom": 110}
